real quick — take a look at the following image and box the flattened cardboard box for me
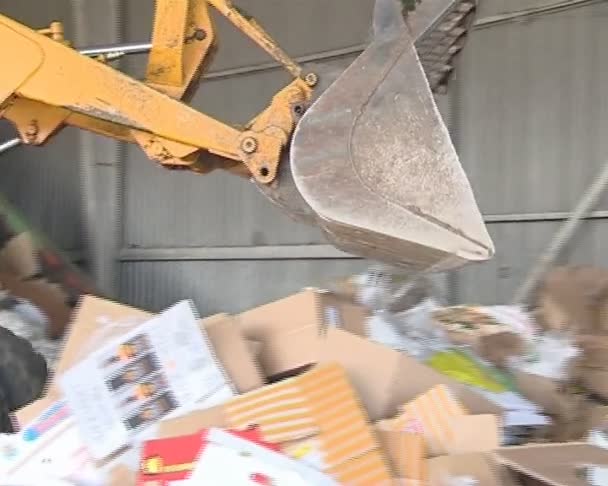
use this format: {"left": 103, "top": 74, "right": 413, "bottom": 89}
{"left": 495, "top": 442, "right": 608, "bottom": 486}
{"left": 238, "top": 290, "right": 499, "bottom": 421}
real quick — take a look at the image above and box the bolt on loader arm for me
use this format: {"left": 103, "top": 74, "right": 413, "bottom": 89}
{"left": 0, "top": 0, "right": 316, "bottom": 183}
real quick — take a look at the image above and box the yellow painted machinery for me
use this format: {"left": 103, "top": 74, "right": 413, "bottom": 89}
{"left": 0, "top": 0, "right": 494, "bottom": 271}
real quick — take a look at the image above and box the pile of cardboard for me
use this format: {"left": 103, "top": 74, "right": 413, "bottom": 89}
{"left": 529, "top": 265, "right": 608, "bottom": 442}
{"left": 3, "top": 287, "right": 608, "bottom": 485}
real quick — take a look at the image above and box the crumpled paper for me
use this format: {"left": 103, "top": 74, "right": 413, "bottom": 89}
{"left": 510, "top": 333, "right": 580, "bottom": 381}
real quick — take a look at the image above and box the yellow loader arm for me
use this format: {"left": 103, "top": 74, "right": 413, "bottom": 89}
{"left": 0, "top": 0, "right": 494, "bottom": 272}
{"left": 0, "top": 0, "right": 316, "bottom": 184}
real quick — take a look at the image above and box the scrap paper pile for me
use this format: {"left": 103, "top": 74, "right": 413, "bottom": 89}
{"left": 344, "top": 266, "right": 608, "bottom": 445}
{"left": 5, "top": 274, "right": 608, "bottom": 485}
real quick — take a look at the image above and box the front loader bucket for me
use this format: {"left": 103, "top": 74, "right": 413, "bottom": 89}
{"left": 286, "top": 0, "right": 494, "bottom": 271}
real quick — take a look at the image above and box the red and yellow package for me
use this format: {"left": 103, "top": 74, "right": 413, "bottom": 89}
{"left": 137, "top": 427, "right": 281, "bottom": 485}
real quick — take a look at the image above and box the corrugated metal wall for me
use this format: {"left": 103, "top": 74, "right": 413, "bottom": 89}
{"left": 450, "top": 0, "right": 608, "bottom": 304}
{"left": 0, "top": 0, "right": 81, "bottom": 253}
{"left": 1, "top": 0, "right": 607, "bottom": 314}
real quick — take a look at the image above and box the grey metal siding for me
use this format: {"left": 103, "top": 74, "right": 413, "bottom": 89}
{"left": 0, "top": 1, "right": 83, "bottom": 251}
{"left": 119, "top": 259, "right": 367, "bottom": 314}
{"left": 449, "top": 0, "right": 608, "bottom": 304}
{"left": 3, "top": 0, "right": 608, "bottom": 311}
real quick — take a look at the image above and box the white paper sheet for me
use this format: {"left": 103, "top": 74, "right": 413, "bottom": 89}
{"left": 479, "top": 391, "right": 543, "bottom": 413}
{"left": 503, "top": 410, "right": 551, "bottom": 428}
{"left": 0, "top": 401, "right": 103, "bottom": 486}
{"left": 188, "top": 428, "right": 338, "bottom": 486}
{"left": 60, "top": 301, "right": 234, "bottom": 460}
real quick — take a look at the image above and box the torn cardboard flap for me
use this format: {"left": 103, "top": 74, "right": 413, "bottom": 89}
{"left": 238, "top": 289, "right": 369, "bottom": 376}
{"left": 537, "top": 266, "right": 608, "bottom": 334}
{"left": 495, "top": 442, "right": 608, "bottom": 486}
{"left": 238, "top": 289, "right": 322, "bottom": 339}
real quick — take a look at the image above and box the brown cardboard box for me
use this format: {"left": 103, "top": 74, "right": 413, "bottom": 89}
{"left": 240, "top": 290, "right": 497, "bottom": 418}
{"left": 514, "top": 370, "right": 596, "bottom": 442}
{"left": 478, "top": 331, "right": 526, "bottom": 368}
{"left": 537, "top": 266, "right": 608, "bottom": 334}
{"left": 326, "top": 276, "right": 360, "bottom": 304}
{"left": 577, "top": 335, "right": 608, "bottom": 399}
{"left": 314, "top": 328, "right": 501, "bottom": 421}
{"left": 495, "top": 443, "right": 608, "bottom": 486}
{"left": 428, "top": 453, "right": 505, "bottom": 486}
{"left": 514, "top": 371, "right": 575, "bottom": 420}
{"left": 239, "top": 290, "right": 500, "bottom": 420}
{"left": 375, "top": 422, "right": 426, "bottom": 481}
{"left": 446, "top": 415, "right": 500, "bottom": 455}
{"left": 391, "top": 385, "right": 500, "bottom": 458}
{"left": 238, "top": 289, "right": 369, "bottom": 376}
{"left": 151, "top": 328, "right": 500, "bottom": 484}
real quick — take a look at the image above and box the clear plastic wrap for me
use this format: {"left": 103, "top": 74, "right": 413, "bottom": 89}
{"left": 367, "top": 300, "right": 450, "bottom": 361}
{"left": 354, "top": 265, "right": 440, "bottom": 312}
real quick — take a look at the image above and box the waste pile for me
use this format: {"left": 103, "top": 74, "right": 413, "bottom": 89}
{"left": 2, "top": 264, "right": 608, "bottom": 485}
